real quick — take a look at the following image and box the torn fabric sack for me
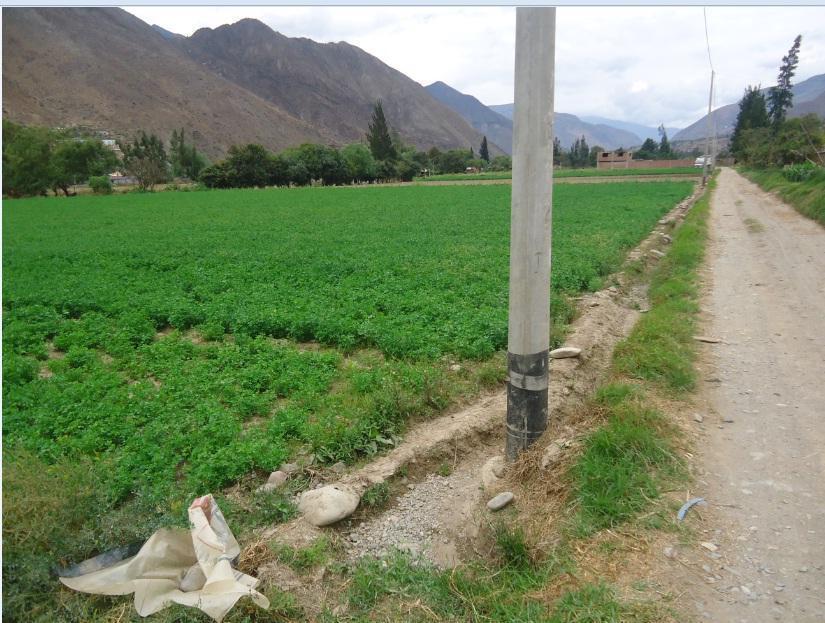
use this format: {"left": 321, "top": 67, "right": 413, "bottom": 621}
{"left": 59, "top": 495, "right": 269, "bottom": 621}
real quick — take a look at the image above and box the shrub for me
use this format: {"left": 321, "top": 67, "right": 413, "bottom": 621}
{"left": 89, "top": 175, "right": 112, "bottom": 195}
{"left": 782, "top": 162, "right": 819, "bottom": 182}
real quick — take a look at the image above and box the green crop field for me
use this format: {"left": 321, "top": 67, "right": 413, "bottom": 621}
{"left": 414, "top": 166, "right": 699, "bottom": 182}
{"left": 2, "top": 181, "right": 692, "bottom": 619}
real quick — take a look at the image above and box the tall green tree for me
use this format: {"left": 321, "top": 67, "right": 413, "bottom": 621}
{"left": 169, "top": 128, "right": 208, "bottom": 180}
{"left": 730, "top": 85, "right": 770, "bottom": 159}
{"left": 366, "top": 101, "right": 397, "bottom": 162}
{"left": 119, "top": 132, "right": 168, "bottom": 191}
{"left": 657, "top": 125, "right": 672, "bottom": 158}
{"left": 567, "top": 136, "right": 590, "bottom": 168}
{"left": 635, "top": 138, "right": 658, "bottom": 160}
{"left": 50, "top": 139, "right": 118, "bottom": 196}
{"left": 2, "top": 120, "right": 53, "bottom": 197}
{"left": 553, "top": 137, "right": 563, "bottom": 164}
{"left": 225, "top": 144, "right": 272, "bottom": 188}
{"left": 479, "top": 136, "right": 490, "bottom": 162}
{"left": 768, "top": 35, "right": 802, "bottom": 129}
{"left": 341, "top": 144, "right": 378, "bottom": 183}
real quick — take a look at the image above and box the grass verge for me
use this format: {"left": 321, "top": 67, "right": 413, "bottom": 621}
{"left": 739, "top": 167, "right": 825, "bottom": 226}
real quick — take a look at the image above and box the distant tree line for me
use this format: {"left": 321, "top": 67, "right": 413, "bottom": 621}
{"left": 199, "top": 102, "right": 509, "bottom": 189}
{"left": 3, "top": 122, "right": 209, "bottom": 197}
{"left": 2, "top": 121, "right": 119, "bottom": 197}
{"left": 730, "top": 35, "right": 824, "bottom": 169}
{"left": 4, "top": 103, "right": 519, "bottom": 196}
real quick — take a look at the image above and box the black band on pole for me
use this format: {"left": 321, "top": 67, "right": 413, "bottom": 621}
{"left": 505, "top": 350, "right": 549, "bottom": 461}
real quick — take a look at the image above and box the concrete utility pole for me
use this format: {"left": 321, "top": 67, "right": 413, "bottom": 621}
{"left": 506, "top": 7, "right": 556, "bottom": 461}
{"left": 702, "top": 69, "right": 715, "bottom": 186}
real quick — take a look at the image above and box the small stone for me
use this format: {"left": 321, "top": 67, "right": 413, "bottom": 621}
{"left": 663, "top": 546, "right": 677, "bottom": 559}
{"left": 693, "top": 413, "right": 704, "bottom": 423}
{"left": 549, "top": 346, "right": 581, "bottom": 359}
{"left": 280, "top": 462, "right": 300, "bottom": 475}
{"left": 481, "top": 456, "right": 506, "bottom": 487}
{"left": 662, "top": 234, "right": 673, "bottom": 243}
{"left": 330, "top": 461, "right": 346, "bottom": 474}
{"left": 650, "top": 249, "right": 666, "bottom": 259}
{"left": 450, "top": 364, "right": 462, "bottom": 372}
{"left": 487, "top": 491, "right": 514, "bottom": 511}
{"left": 722, "top": 415, "right": 735, "bottom": 423}
{"left": 540, "top": 440, "right": 567, "bottom": 469}
{"left": 700, "top": 541, "right": 719, "bottom": 552}
{"left": 799, "top": 566, "right": 809, "bottom": 573}
{"left": 298, "top": 484, "right": 360, "bottom": 526}
{"left": 694, "top": 336, "right": 722, "bottom": 343}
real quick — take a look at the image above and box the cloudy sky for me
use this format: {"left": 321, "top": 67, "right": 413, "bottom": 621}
{"left": 127, "top": 6, "right": 825, "bottom": 129}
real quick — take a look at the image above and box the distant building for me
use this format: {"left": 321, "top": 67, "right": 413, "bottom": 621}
{"left": 597, "top": 150, "right": 632, "bottom": 169}
{"left": 109, "top": 172, "right": 137, "bottom": 186}
{"left": 102, "top": 139, "right": 124, "bottom": 159}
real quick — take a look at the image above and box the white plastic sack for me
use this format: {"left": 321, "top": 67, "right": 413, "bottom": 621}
{"left": 60, "top": 495, "right": 269, "bottom": 621}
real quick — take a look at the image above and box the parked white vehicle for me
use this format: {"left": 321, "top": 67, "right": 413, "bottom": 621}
{"left": 694, "top": 156, "right": 713, "bottom": 168}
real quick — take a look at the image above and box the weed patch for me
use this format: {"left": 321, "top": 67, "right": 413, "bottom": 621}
{"left": 571, "top": 394, "right": 685, "bottom": 537}
{"left": 741, "top": 167, "right": 825, "bottom": 226}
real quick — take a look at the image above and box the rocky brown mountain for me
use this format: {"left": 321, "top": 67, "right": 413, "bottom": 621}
{"left": 2, "top": 8, "right": 332, "bottom": 159}
{"left": 179, "top": 19, "right": 489, "bottom": 153}
{"left": 2, "top": 8, "right": 489, "bottom": 159}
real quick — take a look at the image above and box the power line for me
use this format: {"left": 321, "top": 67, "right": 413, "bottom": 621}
{"left": 703, "top": 7, "right": 715, "bottom": 73}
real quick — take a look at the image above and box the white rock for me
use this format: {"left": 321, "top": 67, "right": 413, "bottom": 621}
{"left": 650, "top": 249, "right": 666, "bottom": 259}
{"left": 549, "top": 346, "right": 581, "bottom": 359}
{"left": 256, "top": 470, "right": 288, "bottom": 492}
{"left": 330, "top": 461, "right": 346, "bottom": 474}
{"left": 540, "top": 440, "right": 567, "bottom": 469}
{"left": 693, "top": 414, "right": 704, "bottom": 423}
{"left": 481, "top": 456, "right": 506, "bottom": 487}
{"left": 450, "top": 364, "right": 462, "bottom": 372}
{"left": 298, "top": 485, "right": 360, "bottom": 526}
{"left": 267, "top": 470, "right": 288, "bottom": 486}
{"left": 280, "top": 462, "right": 300, "bottom": 474}
{"left": 486, "top": 491, "right": 514, "bottom": 511}
{"left": 700, "top": 541, "right": 719, "bottom": 552}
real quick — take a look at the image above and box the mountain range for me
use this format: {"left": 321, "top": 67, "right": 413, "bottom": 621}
{"left": 2, "top": 8, "right": 492, "bottom": 159}
{"left": 422, "top": 85, "right": 651, "bottom": 154}
{"left": 4, "top": 8, "right": 823, "bottom": 159}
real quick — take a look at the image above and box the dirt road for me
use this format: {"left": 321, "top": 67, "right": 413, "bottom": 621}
{"left": 687, "top": 168, "right": 825, "bottom": 621}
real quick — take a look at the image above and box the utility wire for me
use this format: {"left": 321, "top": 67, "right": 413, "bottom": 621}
{"left": 703, "top": 7, "right": 715, "bottom": 73}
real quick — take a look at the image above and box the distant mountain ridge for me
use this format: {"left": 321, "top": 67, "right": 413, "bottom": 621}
{"left": 579, "top": 116, "right": 681, "bottom": 143}
{"left": 425, "top": 81, "right": 513, "bottom": 154}
{"left": 487, "top": 103, "right": 641, "bottom": 150}
{"left": 674, "top": 72, "right": 825, "bottom": 142}
{"left": 3, "top": 8, "right": 491, "bottom": 159}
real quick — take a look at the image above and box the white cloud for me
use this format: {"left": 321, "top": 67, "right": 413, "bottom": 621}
{"left": 125, "top": 6, "right": 825, "bottom": 130}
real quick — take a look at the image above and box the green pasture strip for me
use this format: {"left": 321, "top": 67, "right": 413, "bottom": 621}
{"left": 573, "top": 182, "right": 712, "bottom": 533}
{"left": 740, "top": 167, "right": 825, "bottom": 226}
{"left": 414, "top": 166, "right": 699, "bottom": 182}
